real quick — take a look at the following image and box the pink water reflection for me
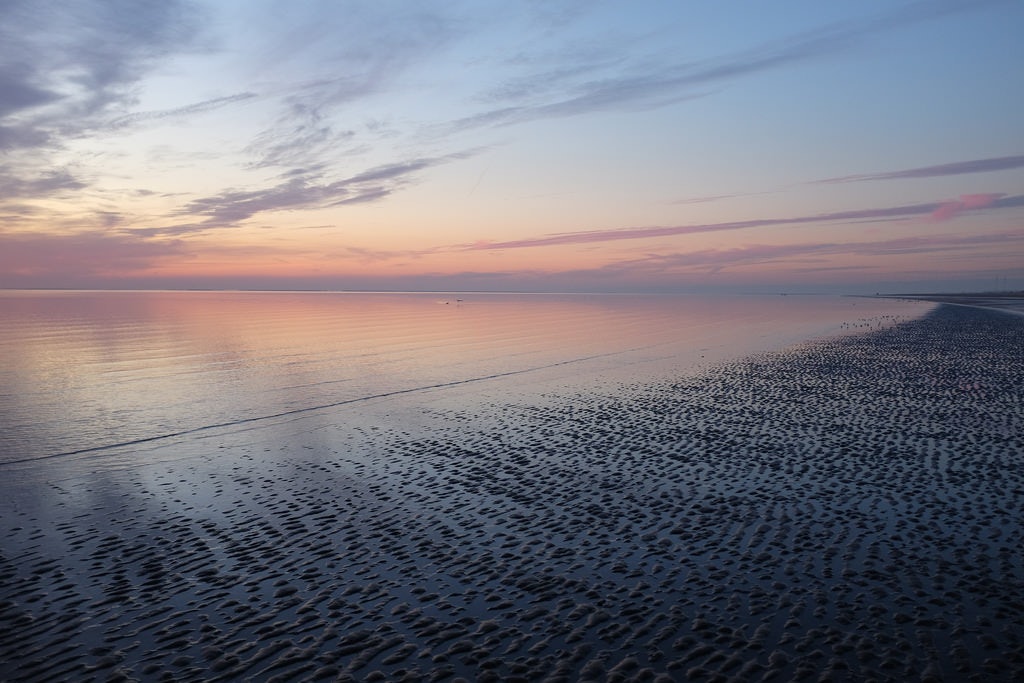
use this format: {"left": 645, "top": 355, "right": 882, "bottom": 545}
{"left": 0, "top": 291, "right": 931, "bottom": 464}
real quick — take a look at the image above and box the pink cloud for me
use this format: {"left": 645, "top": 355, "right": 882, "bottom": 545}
{"left": 929, "top": 193, "right": 1002, "bottom": 221}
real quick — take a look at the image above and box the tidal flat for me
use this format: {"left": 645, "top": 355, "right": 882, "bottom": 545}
{"left": 1, "top": 300, "right": 1022, "bottom": 681}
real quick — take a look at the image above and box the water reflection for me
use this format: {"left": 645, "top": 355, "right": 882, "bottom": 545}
{"left": 0, "top": 291, "right": 930, "bottom": 464}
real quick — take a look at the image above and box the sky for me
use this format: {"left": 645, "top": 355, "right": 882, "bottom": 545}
{"left": 1, "top": 0, "right": 1022, "bottom": 294}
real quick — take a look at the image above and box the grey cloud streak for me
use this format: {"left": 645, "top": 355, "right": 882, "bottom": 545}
{"left": 817, "top": 154, "right": 1024, "bottom": 184}
{"left": 0, "top": 169, "right": 86, "bottom": 199}
{"left": 0, "top": 0, "right": 203, "bottom": 224}
{"left": 0, "top": 0, "right": 200, "bottom": 148}
{"left": 108, "top": 93, "right": 259, "bottom": 129}
{"left": 141, "top": 152, "right": 479, "bottom": 236}
{"left": 351, "top": 228, "right": 1024, "bottom": 293}
{"left": 449, "top": 0, "right": 1004, "bottom": 131}
{"left": 591, "top": 230, "right": 1024, "bottom": 277}
{"left": 462, "top": 194, "right": 1023, "bottom": 252}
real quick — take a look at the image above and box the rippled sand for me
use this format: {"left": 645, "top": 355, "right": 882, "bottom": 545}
{"left": 2, "top": 304, "right": 1022, "bottom": 682}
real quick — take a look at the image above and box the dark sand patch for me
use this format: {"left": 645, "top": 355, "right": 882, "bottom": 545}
{"left": 1, "top": 304, "right": 1022, "bottom": 681}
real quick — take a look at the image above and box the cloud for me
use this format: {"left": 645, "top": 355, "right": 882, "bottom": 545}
{"left": 0, "top": 231, "right": 185, "bottom": 283}
{"left": 461, "top": 193, "right": 1023, "bottom": 252}
{"left": 929, "top": 193, "right": 1002, "bottom": 221}
{"left": 0, "top": 124, "right": 51, "bottom": 152}
{"left": 239, "top": 3, "right": 465, "bottom": 170}
{"left": 672, "top": 192, "right": 772, "bottom": 205}
{"left": 141, "top": 151, "right": 478, "bottom": 236}
{"left": 817, "top": 154, "right": 1024, "bottom": 183}
{"left": 343, "top": 245, "right": 435, "bottom": 263}
{"left": 0, "top": 64, "right": 60, "bottom": 117}
{"left": 0, "top": 0, "right": 203, "bottom": 218}
{"left": 591, "top": 230, "right": 1024, "bottom": 277}
{"left": 108, "top": 92, "right": 259, "bottom": 129}
{"left": 245, "top": 100, "right": 356, "bottom": 170}
{"left": 448, "top": 0, "right": 1003, "bottom": 131}
{"left": 0, "top": 0, "right": 200, "bottom": 143}
{"left": 993, "top": 194, "right": 1024, "bottom": 209}
{"left": 0, "top": 169, "right": 86, "bottom": 199}
{"left": 355, "top": 227, "right": 1024, "bottom": 294}
{"left": 341, "top": 158, "right": 448, "bottom": 185}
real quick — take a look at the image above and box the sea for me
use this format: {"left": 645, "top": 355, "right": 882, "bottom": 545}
{"left": 0, "top": 290, "right": 930, "bottom": 473}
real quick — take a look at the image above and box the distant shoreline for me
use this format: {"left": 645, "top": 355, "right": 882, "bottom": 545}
{"left": 874, "top": 291, "right": 1024, "bottom": 315}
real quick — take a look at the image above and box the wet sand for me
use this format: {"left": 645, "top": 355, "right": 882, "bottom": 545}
{"left": 1, "top": 303, "right": 1022, "bottom": 682}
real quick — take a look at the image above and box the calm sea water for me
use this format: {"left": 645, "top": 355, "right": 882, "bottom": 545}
{"left": 0, "top": 291, "right": 929, "bottom": 468}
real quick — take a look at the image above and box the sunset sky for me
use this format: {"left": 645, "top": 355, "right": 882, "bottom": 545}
{"left": 2, "top": 0, "right": 1022, "bottom": 293}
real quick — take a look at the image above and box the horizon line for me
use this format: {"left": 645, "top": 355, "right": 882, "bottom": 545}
{"left": 3, "top": 286, "right": 1021, "bottom": 297}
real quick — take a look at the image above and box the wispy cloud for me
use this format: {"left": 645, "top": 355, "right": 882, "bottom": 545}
{"left": 0, "top": 0, "right": 203, "bottom": 231}
{"left": 671, "top": 192, "right": 772, "bottom": 205}
{"left": 992, "top": 194, "right": 1024, "bottom": 210}
{"left": 461, "top": 193, "right": 1022, "bottom": 252}
{"left": 0, "top": 0, "right": 200, "bottom": 152}
{"left": 141, "top": 151, "right": 479, "bottom": 236}
{"left": 447, "top": 0, "right": 1003, "bottom": 131}
{"left": 108, "top": 93, "right": 259, "bottom": 129}
{"left": 354, "top": 227, "right": 1024, "bottom": 293}
{"left": 590, "top": 230, "right": 1024, "bottom": 277}
{"left": 239, "top": 4, "right": 464, "bottom": 170}
{"left": 244, "top": 99, "right": 356, "bottom": 170}
{"left": 816, "top": 154, "right": 1024, "bottom": 184}
{"left": 343, "top": 245, "right": 436, "bottom": 263}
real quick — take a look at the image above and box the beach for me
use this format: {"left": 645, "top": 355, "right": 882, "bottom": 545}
{"left": 1, "top": 301, "right": 1022, "bottom": 681}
